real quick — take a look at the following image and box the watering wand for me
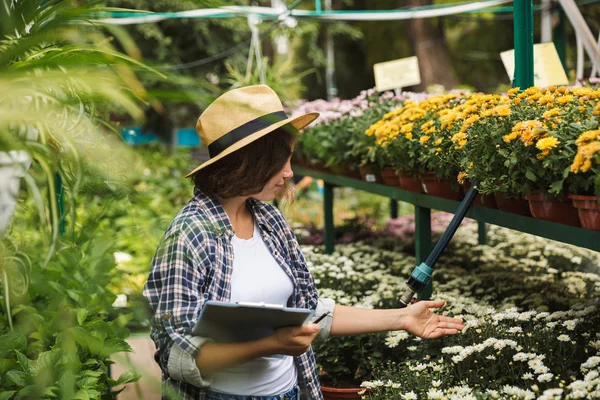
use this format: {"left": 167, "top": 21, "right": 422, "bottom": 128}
{"left": 398, "top": 180, "right": 480, "bottom": 308}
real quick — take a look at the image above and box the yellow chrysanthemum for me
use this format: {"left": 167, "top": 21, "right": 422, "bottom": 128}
{"left": 503, "top": 132, "right": 519, "bottom": 143}
{"left": 536, "top": 137, "right": 559, "bottom": 151}
{"left": 556, "top": 95, "right": 573, "bottom": 104}
{"left": 508, "top": 87, "right": 520, "bottom": 97}
{"left": 542, "top": 109, "right": 561, "bottom": 119}
{"left": 420, "top": 135, "right": 431, "bottom": 144}
{"left": 457, "top": 172, "right": 467, "bottom": 185}
{"left": 434, "top": 138, "right": 443, "bottom": 146}
{"left": 576, "top": 130, "right": 600, "bottom": 146}
{"left": 493, "top": 105, "right": 511, "bottom": 117}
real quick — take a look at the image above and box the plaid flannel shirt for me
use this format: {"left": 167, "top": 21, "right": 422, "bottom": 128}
{"left": 143, "top": 188, "right": 327, "bottom": 399}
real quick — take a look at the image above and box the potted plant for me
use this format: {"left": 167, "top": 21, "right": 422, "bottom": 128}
{"left": 568, "top": 128, "right": 600, "bottom": 230}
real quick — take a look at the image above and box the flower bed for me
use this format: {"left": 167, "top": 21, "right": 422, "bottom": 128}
{"left": 301, "top": 221, "right": 600, "bottom": 397}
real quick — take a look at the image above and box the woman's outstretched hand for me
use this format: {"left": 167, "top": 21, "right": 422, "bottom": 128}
{"left": 401, "top": 300, "right": 464, "bottom": 339}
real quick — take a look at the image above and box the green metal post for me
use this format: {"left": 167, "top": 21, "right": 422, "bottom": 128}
{"left": 513, "top": 0, "right": 535, "bottom": 89}
{"left": 324, "top": 182, "right": 334, "bottom": 254}
{"left": 390, "top": 199, "right": 398, "bottom": 219}
{"left": 315, "top": 0, "right": 322, "bottom": 12}
{"left": 553, "top": 7, "right": 567, "bottom": 70}
{"left": 478, "top": 220, "right": 487, "bottom": 245}
{"left": 415, "top": 206, "right": 432, "bottom": 300}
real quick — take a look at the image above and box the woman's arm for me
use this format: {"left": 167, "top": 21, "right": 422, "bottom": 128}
{"left": 330, "top": 301, "right": 464, "bottom": 339}
{"left": 196, "top": 323, "right": 321, "bottom": 377}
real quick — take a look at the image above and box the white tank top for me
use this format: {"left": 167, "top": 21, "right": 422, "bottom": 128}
{"left": 209, "top": 222, "right": 297, "bottom": 396}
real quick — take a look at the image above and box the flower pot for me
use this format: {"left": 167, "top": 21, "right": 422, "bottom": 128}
{"left": 524, "top": 191, "right": 581, "bottom": 227}
{"left": 397, "top": 169, "right": 424, "bottom": 193}
{"left": 462, "top": 181, "right": 497, "bottom": 209}
{"left": 322, "top": 386, "right": 366, "bottom": 400}
{"left": 380, "top": 166, "right": 400, "bottom": 187}
{"left": 569, "top": 194, "right": 600, "bottom": 231}
{"left": 343, "top": 164, "right": 363, "bottom": 180}
{"left": 421, "top": 171, "right": 462, "bottom": 200}
{"left": 494, "top": 193, "right": 531, "bottom": 216}
{"left": 359, "top": 164, "right": 379, "bottom": 184}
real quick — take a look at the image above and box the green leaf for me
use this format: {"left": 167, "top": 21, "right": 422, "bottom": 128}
{"left": 76, "top": 309, "right": 88, "bottom": 326}
{"left": 72, "top": 390, "right": 90, "bottom": 400}
{"left": 525, "top": 169, "right": 537, "bottom": 181}
{"left": 110, "top": 313, "right": 133, "bottom": 328}
{"left": 0, "top": 332, "right": 27, "bottom": 355}
{"left": 30, "top": 349, "right": 61, "bottom": 375}
{"left": 109, "top": 371, "right": 140, "bottom": 387}
{"left": 14, "top": 351, "right": 30, "bottom": 373}
{"left": 562, "top": 166, "right": 570, "bottom": 178}
{"left": 6, "top": 370, "right": 28, "bottom": 386}
{"left": 550, "top": 180, "right": 564, "bottom": 194}
{"left": 0, "top": 392, "right": 16, "bottom": 400}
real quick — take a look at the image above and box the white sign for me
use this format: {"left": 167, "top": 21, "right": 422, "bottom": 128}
{"left": 500, "top": 43, "right": 569, "bottom": 87}
{"left": 373, "top": 56, "right": 421, "bottom": 92}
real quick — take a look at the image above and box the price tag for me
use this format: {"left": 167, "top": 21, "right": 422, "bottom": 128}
{"left": 500, "top": 43, "right": 569, "bottom": 87}
{"left": 365, "top": 174, "right": 377, "bottom": 183}
{"left": 373, "top": 56, "right": 421, "bottom": 92}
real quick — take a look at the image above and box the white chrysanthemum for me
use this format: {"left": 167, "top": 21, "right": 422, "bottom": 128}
{"left": 514, "top": 353, "right": 528, "bottom": 362}
{"left": 427, "top": 389, "right": 443, "bottom": 399}
{"left": 582, "top": 356, "right": 600, "bottom": 370}
{"left": 508, "top": 326, "right": 522, "bottom": 333}
{"left": 557, "top": 334, "right": 570, "bottom": 342}
{"left": 522, "top": 373, "right": 534, "bottom": 380}
{"left": 431, "top": 380, "right": 442, "bottom": 388}
{"left": 538, "top": 373, "right": 554, "bottom": 382}
{"left": 402, "top": 391, "right": 417, "bottom": 400}
{"left": 485, "top": 389, "right": 500, "bottom": 398}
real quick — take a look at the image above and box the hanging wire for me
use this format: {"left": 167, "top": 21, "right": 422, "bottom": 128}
{"left": 163, "top": 0, "right": 302, "bottom": 71}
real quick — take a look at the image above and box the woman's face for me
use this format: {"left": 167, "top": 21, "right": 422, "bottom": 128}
{"left": 252, "top": 156, "right": 294, "bottom": 202}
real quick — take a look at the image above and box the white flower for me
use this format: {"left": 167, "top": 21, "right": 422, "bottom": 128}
{"left": 402, "top": 391, "right": 417, "bottom": 400}
{"left": 557, "top": 334, "right": 570, "bottom": 342}
{"left": 407, "top": 346, "right": 418, "bottom": 352}
{"left": 485, "top": 389, "right": 500, "bottom": 398}
{"left": 113, "top": 251, "right": 133, "bottom": 264}
{"left": 538, "top": 373, "right": 554, "bottom": 382}
{"left": 427, "top": 389, "right": 443, "bottom": 399}
{"left": 522, "top": 373, "right": 534, "bottom": 380}
{"left": 112, "top": 294, "right": 127, "bottom": 308}
{"left": 486, "top": 355, "right": 497, "bottom": 360}
{"left": 582, "top": 356, "right": 600, "bottom": 370}
{"left": 514, "top": 353, "right": 529, "bottom": 362}
{"left": 431, "top": 380, "right": 441, "bottom": 388}
{"left": 508, "top": 326, "right": 522, "bottom": 334}
{"left": 534, "top": 365, "right": 550, "bottom": 374}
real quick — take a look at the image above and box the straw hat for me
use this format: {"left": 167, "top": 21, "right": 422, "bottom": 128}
{"left": 185, "top": 84, "right": 319, "bottom": 178}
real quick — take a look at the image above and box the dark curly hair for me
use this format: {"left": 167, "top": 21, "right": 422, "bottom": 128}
{"left": 190, "top": 126, "right": 296, "bottom": 199}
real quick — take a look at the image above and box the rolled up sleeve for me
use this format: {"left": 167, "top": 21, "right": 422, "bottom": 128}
{"left": 167, "top": 335, "right": 214, "bottom": 387}
{"left": 314, "top": 297, "right": 336, "bottom": 342}
{"left": 144, "top": 226, "right": 214, "bottom": 386}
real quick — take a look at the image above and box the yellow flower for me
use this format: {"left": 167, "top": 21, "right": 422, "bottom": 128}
{"left": 538, "top": 95, "right": 554, "bottom": 105}
{"left": 493, "top": 105, "right": 511, "bottom": 117}
{"left": 535, "top": 137, "right": 559, "bottom": 159}
{"left": 451, "top": 132, "right": 467, "bottom": 143}
{"left": 420, "top": 135, "right": 431, "bottom": 144}
{"left": 542, "top": 109, "right": 561, "bottom": 119}
{"left": 434, "top": 137, "right": 443, "bottom": 146}
{"left": 406, "top": 132, "right": 413, "bottom": 140}
{"left": 528, "top": 93, "right": 542, "bottom": 102}
{"left": 503, "top": 132, "right": 519, "bottom": 143}
{"left": 400, "top": 123, "right": 414, "bottom": 134}
{"left": 556, "top": 86, "right": 567, "bottom": 94}
{"left": 525, "top": 87, "right": 539, "bottom": 95}
{"left": 436, "top": 147, "right": 442, "bottom": 153}
{"left": 468, "top": 162, "right": 474, "bottom": 169}
{"left": 576, "top": 130, "right": 600, "bottom": 146}
{"left": 508, "top": 87, "right": 520, "bottom": 97}
{"left": 457, "top": 172, "right": 467, "bottom": 185}
{"left": 556, "top": 95, "right": 573, "bottom": 104}
{"left": 511, "top": 120, "right": 545, "bottom": 146}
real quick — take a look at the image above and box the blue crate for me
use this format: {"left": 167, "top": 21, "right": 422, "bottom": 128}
{"left": 121, "top": 127, "right": 157, "bottom": 145}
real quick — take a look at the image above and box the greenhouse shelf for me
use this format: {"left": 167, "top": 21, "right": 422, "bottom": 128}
{"left": 293, "top": 165, "right": 600, "bottom": 255}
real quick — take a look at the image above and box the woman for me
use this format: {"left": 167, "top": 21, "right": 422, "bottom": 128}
{"left": 143, "top": 85, "right": 464, "bottom": 400}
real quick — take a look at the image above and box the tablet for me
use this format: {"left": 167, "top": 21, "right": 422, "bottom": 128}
{"left": 192, "top": 300, "right": 315, "bottom": 342}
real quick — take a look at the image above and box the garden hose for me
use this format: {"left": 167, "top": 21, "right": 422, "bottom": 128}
{"left": 398, "top": 180, "right": 480, "bottom": 308}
